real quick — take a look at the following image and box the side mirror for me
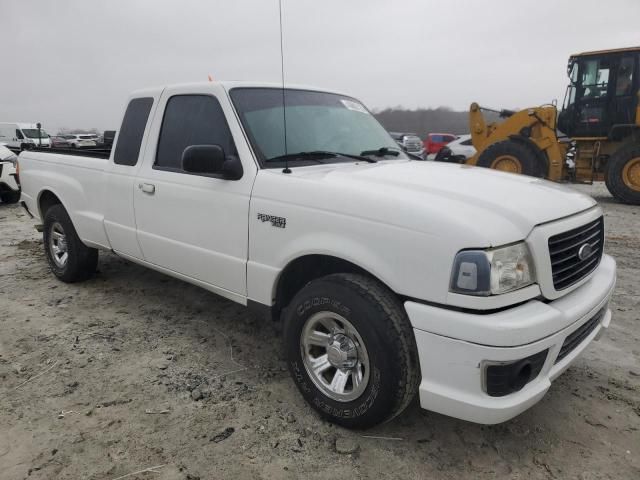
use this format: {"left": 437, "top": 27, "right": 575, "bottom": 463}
{"left": 181, "top": 144, "right": 243, "bottom": 180}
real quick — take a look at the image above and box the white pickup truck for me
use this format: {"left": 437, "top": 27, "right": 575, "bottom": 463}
{"left": 18, "top": 82, "right": 616, "bottom": 428}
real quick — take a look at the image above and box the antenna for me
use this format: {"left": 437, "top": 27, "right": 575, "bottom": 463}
{"left": 278, "top": 0, "right": 291, "bottom": 174}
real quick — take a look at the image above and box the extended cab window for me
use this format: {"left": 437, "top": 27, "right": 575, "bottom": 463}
{"left": 155, "top": 95, "right": 236, "bottom": 171}
{"left": 114, "top": 97, "right": 154, "bottom": 166}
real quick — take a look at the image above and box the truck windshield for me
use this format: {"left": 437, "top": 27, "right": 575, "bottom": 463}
{"left": 22, "top": 129, "right": 49, "bottom": 139}
{"left": 230, "top": 88, "right": 408, "bottom": 167}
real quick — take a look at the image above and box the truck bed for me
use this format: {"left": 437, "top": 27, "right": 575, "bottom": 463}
{"left": 18, "top": 149, "right": 112, "bottom": 250}
{"left": 29, "top": 146, "right": 112, "bottom": 159}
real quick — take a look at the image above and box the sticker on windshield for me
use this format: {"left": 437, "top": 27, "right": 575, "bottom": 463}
{"left": 340, "top": 99, "right": 368, "bottom": 114}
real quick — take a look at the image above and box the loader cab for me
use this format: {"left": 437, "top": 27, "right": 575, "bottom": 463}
{"left": 559, "top": 48, "right": 640, "bottom": 139}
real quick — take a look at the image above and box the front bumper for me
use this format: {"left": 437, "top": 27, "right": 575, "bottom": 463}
{"left": 405, "top": 254, "right": 616, "bottom": 424}
{"left": 0, "top": 162, "right": 20, "bottom": 192}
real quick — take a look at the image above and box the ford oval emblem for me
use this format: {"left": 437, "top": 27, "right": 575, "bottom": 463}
{"left": 578, "top": 243, "right": 593, "bottom": 260}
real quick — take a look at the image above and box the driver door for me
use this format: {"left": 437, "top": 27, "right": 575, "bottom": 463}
{"left": 132, "top": 84, "right": 255, "bottom": 300}
{"left": 574, "top": 57, "right": 612, "bottom": 137}
{"left": 611, "top": 55, "right": 638, "bottom": 127}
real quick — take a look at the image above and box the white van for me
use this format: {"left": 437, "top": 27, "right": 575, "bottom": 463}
{"left": 0, "top": 123, "right": 51, "bottom": 150}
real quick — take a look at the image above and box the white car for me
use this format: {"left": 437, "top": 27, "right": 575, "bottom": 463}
{"left": 18, "top": 81, "right": 616, "bottom": 428}
{"left": 66, "top": 134, "right": 97, "bottom": 148}
{"left": 390, "top": 132, "right": 425, "bottom": 158}
{"left": 0, "top": 143, "right": 20, "bottom": 203}
{"left": 446, "top": 134, "right": 476, "bottom": 159}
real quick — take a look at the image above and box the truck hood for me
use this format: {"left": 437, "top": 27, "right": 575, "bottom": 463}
{"left": 257, "top": 160, "right": 596, "bottom": 247}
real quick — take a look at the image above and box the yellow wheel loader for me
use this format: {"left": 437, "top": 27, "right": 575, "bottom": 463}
{"left": 449, "top": 47, "right": 640, "bottom": 205}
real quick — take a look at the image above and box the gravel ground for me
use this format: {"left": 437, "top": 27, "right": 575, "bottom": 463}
{"left": 0, "top": 183, "right": 638, "bottom": 480}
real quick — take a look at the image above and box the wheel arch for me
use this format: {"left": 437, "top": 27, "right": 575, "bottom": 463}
{"left": 272, "top": 254, "right": 397, "bottom": 321}
{"left": 507, "top": 134, "right": 550, "bottom": 171}
{"left": 37, "top": 189, "right": 65, "bottom": 220}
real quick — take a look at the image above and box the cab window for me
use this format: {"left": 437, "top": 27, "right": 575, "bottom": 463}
{"left": 581, "top": 59, "right": 610, "bottom": 98}
{"left": 615, "top": 56, "right": 634, "bottom": 96}
{"left": 155, "top": 95, "right": 237, "bottom": 172}
{"left": 114, "top": 97, "right": 154, "bottom": 166}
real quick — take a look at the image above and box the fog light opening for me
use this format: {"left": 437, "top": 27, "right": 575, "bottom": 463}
{"left": 509, "top": 362, "right": 532, "bottom": 392}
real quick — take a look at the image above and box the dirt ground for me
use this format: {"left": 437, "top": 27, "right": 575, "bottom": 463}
{"left": 1, "top": 183, "right": 638, "bottom": 480}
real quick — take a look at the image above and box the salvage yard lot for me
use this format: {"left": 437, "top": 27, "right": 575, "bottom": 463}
{"left": 1, "top": 183, "right": 638, "bottom": 480}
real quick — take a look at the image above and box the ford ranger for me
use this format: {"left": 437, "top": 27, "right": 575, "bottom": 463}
{"left": 18, "top": 82, "right": 617, "bottom": 428}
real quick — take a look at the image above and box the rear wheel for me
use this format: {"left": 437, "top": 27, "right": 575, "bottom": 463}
{"left": 43, "top": 205, "right": 98, "bottom": 282}
{"left": 0, "top": 190, "right": 20, "bottom": 204}
{"left": 477, "top": 140, "right": 546, "bottom": 177}
{"left": 605, "top": 144, "right": 640, "bottom": 205}
{"left": 283, "top": 273, "right": 420, "bottom": 429}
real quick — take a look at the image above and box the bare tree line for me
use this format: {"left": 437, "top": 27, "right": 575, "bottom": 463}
{"left": 56, "top": 127, "right": 102, "bottom": 135}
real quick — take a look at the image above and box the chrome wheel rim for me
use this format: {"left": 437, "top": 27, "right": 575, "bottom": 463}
{"left": 49, "top": 222, "right": 69, "bottom": 268}
{"left": 300, "top": 311, "right": 370, "bottom": 402}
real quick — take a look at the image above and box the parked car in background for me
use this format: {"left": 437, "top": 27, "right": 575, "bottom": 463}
{"left": 50, "top": 135, "right": 71, "bottom": 148}
{"left": 446, "top": 134, "right": 476, "bottom": 159}
{"left": 0, "top": 143, "right": 20, "bottom": 203}
{"left": 389, "top": 132, "right": 425, "bottom": 158}
{"left": 66, "top": 134, "right": 97, "bottom": 148}
{"left": 0, "top": 122, "right": 51, "bottom": 150}
{"left": 85, "top": 133, "right": 100, "bottom": 144}
{"left": 424, "top": 133, "right": 456, "bottom": 157}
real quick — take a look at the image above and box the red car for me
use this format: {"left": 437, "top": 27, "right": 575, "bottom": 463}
{"left": 424, "top": 133, "right": 456, "bottom": 155}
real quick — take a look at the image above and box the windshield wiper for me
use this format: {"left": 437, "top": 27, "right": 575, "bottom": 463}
{"left": 265, "top": 151, "right": 376, "bottom": 164}
{"left": 360, "top": 147, "right": 401, "bottom": 157}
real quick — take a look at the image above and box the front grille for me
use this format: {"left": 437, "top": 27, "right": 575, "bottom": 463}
{"left": 548, "top": 217, "right": 604, "bottom": 290}
{"left": 555, "top": 308, "right": 604, "bottom": 364}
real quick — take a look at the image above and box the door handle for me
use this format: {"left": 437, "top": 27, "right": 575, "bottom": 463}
{"left": 138, "top": 183, "right": 156, "bottom": 194}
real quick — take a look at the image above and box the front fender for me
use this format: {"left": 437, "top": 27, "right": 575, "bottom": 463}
{"left": 246, "top": 205, "right": 453, "bottom": 307}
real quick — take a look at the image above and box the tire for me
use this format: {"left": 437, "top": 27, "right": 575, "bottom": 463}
{"left": 604, "top": 144, "right": 640, "bottom": 205}
{"left": 476, "top": 139, "right": 546, "bottom": 177}
{"left": 43, "top": 204, "right": 98, "bottom": 282}
{"left": 0, "top": 190, "right": 20, "bottom": 204}
{"left": 283, "top": 273, "right": 420, "bottom": 429}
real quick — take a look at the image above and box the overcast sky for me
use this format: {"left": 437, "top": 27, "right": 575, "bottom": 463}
{"left": 2, "top": 0, "right": 639, "bottom": 133}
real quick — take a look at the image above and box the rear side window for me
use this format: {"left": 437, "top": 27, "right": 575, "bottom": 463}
{"left": 155, "top": 95, "right": 236, "bottom": 171}
{"left": 461, "top": 138, "right": 473, "bottom": 146}
{"left": 431, "top": 135, "right": 443, "bottom": 142}
{"left": 114, "top": 97, "right": 154, "bottom": 166}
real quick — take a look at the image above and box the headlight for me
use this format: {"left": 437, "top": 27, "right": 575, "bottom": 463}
{"left": 450, "top": 242, "right": 536, "bottom": 296}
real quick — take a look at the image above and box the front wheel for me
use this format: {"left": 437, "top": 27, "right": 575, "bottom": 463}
{"left": 43, "top": 204, "right": 98, "bottom": 282}
{"left": 605, "top": 144, "right": 640, "bottom": 205}
{"left": 476, "top": 139, "right": 547, "bottom": 177}
{"left": 283, "top": 273, "right": 420, "bottom": 429}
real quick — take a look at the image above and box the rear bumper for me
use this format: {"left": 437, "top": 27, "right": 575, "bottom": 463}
{"left": 405, "top": 254, "right": 616, "bottom": 424}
